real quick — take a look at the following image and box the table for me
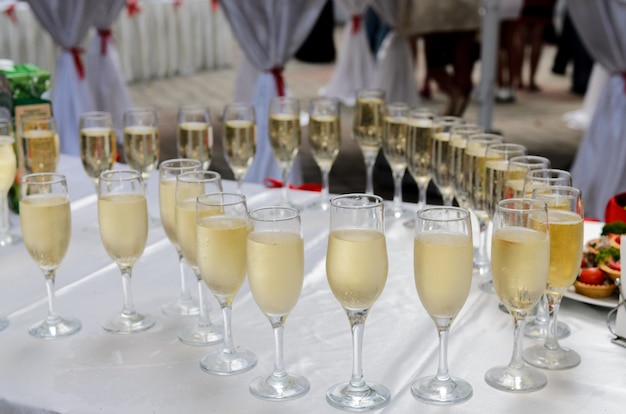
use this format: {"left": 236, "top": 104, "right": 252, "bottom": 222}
{"left": 0, "top": 155, "right": 625, "bottom": 413}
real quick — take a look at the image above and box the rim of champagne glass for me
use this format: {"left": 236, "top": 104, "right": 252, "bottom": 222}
{"left": 196, "top": 191, "right": 246, "bottom": 208}
{"left": 80, "top": 111, "right": 112, "bottom": 122}
{"left": 387, "top": 102, "right": 409, "bottom": 118}
{"left": 467, "top": 132, "right": 504, "bottom": 144}
{"left": 159, "top": 158, "right": 202, "bottom": 173}
{"left": 330, "top": 193, "right": 383, "bottom": 209}
{"left": 485, "top": 142, "right": 527, "bottom": 156}
{"left": 531, "top": 184, "right": 581, "bottom": 199}
{"left": 177, "top": 170, "right": 221, "bottom": 184}
{"left": 509, "top": 155, "right": 551, "bottom": 168}
{"left": 99, "top": 169, "right": 142, "bottom": 183}
{"left": 436, "top": 115, "right": 465, "bottom": 126}
{"left": 20, "top": 172, "right": 66, "bottom": 186}
{"left": 450, "top": 123, "right": 484, "bottom": 136}
{"left": 356, "top": 88, "right": 385, "bottom": 99}
{"left": 310, "top": 96, "right": 339, "bottom": 107}
{"left": 178, "top": 104, "right": 209, "bottom": 114}
{"left": 416, "top": 206, "right": 471, "bottom": 222}
{"left": 21, "top": 115, "right": 56, "bottom": 129}
{"left": 495, "top": 197, "right": 548, "bottom": 213}
{"left": 123, "top": 107, "right": 157, "bottom": 125}
{"left": 249, "top": 206, "right": 300, "bottom": 222}
{"left": 524, "top": 168, "right": 572, "bottom": 180}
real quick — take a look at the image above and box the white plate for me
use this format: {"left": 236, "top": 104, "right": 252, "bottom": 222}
{"left": 563, "top": 286, "right": 618, "bottom": 309}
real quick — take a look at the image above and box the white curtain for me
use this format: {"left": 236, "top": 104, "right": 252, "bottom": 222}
{"left": 26, "top": 0, "right": 101, "bottom": 156}
{"left": 563, "top": 63, "right": 610, "bottom": 130}
{"left": 320, "top": 0, "right": 373, "bottom": 106}
{"left": 221, "top": 0, "right": 327, "bottom": 185}
{"left": 369, "top": 0, "right": 419, "bottom": 107}
{"left": 567, "top": 0, "right": 626, "bottom": 220}
{"left": 86, "top": 0, "right": 132, "bottom": 143}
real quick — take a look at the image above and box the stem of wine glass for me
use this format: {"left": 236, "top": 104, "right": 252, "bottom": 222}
{"left": 476, "top": 214, "right": 491, "bottom": 269}
{"left": 392, "top": 168, "right": 404, "bottom": 212}
{"left": 442, "top": 191, "right": 454, "bottom": 207}
{"left": 0, "top": 193, "right": 9, "bottom": 237}
{"left": 220, "top": 303, "right": 236, "bottom": 354}
{"left": 535, "top": 295, "right": 549, "bottom": 324}
{"left": 509, "top": 314, "right": 527, "bottom": 370}
{"left": 269, "top": 315, "right": 288, "bottom": 384}
{"left": 281, "top": 167, "right": 289, "bottom": 205}
{"left": 236, "top": 175, "right": 243, "bottom": 194}
{"left": 43, "top": 269, "right": 61, "bottom": 325}
{"left": 435, "top": 325, "right": 452, "bottom": 382}
{"left": 346, "top": 309, "right": 369, "bottom": 391}
{"left": 364, "top": 154, "right": 376, "bottom": 195}
{"left": 195, "top": 276, "right": 213, "bottom": 327}
{"left": 120, "top": 265, "right": 138, "bottom": 317}
{"left": 544, "top": 293, "right": 563, "bottom": 351}
{"left": 177, "top": 252, "right": 193, "bottom": 304}
{"left": 417, "top": 181, "right": 428, "bottom": 209}
{"left": 321, "top": 168, "right": 331, "bottom": 203}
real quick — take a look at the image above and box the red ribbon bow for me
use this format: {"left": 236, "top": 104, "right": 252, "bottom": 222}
{"left": 351, "top": 14, "right": 362, "bottom": 34}
{"left": 98, "top": 29, "right": 112, "bottom": 56}
{"left": 3, "top": 3, "right": 16, "bottom": 24}
{"left": 264, "top": 178, "right": 322, "bottom": 192}
{"left": 127, "top": 0, "right": 141, "bottom": 17}
{"left": 69, "top": 47, "right": 85, "bottom": 79}
{"left": 269, "top": 67, "right": 285, "bottom": 97}
{"left": 210, "top": 0, "right": 219, "bottom": 12}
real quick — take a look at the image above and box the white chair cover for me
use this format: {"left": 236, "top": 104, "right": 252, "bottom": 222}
{"left": 370, "top": 0, "right": 420, "bottom": 107}
{"left": 86, "top": 0, "right": 132, "bottom": 143}
{"left": 320, "top": 0, "right": 373, "bottom": 106}
{"left": 563, "top": 63, "right": 610, "bottom": 130}
{"left": 25, "top": 0, "right": 100, "bottom": 156}
{"left": 568, "top": 0, "right": 626, "bottom": 220}
{"left": 221, "top": 0, "right": 327, "bottom": 185}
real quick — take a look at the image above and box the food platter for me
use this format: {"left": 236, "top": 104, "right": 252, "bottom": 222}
{"left": 563, "top": 286, "right": 618, "bottom": 308}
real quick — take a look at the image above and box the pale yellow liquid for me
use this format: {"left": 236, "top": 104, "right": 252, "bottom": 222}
{"left": 414, "top": 232, "right": 472, "bottom": 319}
{"left": 224, "top": 120, "right": 256, "bottom": 178}
{"left": 248, "top": 231, "right": 304, "bottom": 316}
{"left": 309, "top": 114, "right": 340, "bottom": 171}
{"left": 326, "top": 229, "right": 388, "bottom": 310}
{"left": 382, "top": 116, "right": 408, "bottom": 169}
{"left": 98, "top": 193, "right": 148, "bottom": 266}
{"left": 79, "top": 127, "right": 117, "bottom": 183}
{"left": 449, "top": 136, "right": 466, "bottom": 196}
{"left": 268, "top": 113, "right": 300, "bottom": 169}
{"left": 431, "top": 131, "right": 453, "bottom": 191}
{"left": 123, "top": 126, "right": 160, "bottom": 176}
{"left": 504, "top": 166, "right": 528, "bottom": 198}
{"left": 177, "top": 122, "right": 212, "bottom": 170}
{"left": 485, "top": 159, "right": 509, "bottom": 217}
{"left": 176, "top": 200, "right": 199, "bottom": 268}
{"left": 158, "top": 179, "right": 177, "bottom": 246}
{"left": 0, "top": 136, "right": 16, "bottom": 193}
{"left": 197, "top": 216, "right": 248, "bottom": 298}
{"left": 21, "top": 129, "right": 59, "bottom": 173}
{"left": 20, "top": 194, "right": 71, "bottom": 269}
{"left": 544, "top": 210, "right": 583, "bottom": 292}
{"left": 353, "top": 97, "right": 385, "bottom": 155}
{"left": 491, "top": 227, "right": 549, "bottom": 312}
{"left": 406, "top": 118, "right": 435, "bottom": 184}
{"left": 463, "top": 144, "right": 488, "bottom": 211}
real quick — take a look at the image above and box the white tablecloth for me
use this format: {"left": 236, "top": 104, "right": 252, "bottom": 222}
{"left": 0, "top": 155, "right": 624, "bottom": 413}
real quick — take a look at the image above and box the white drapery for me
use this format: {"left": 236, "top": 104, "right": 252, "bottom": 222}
{"left": 221, "top": 0, "right": 327, "bottom": 185}
{"left": 567, "top": 0, "right": 626, "bottom": 220}
{"left": 320, "top": 0, "right": 373, "bottom": 106}
{"left": 563, "top": 63, "right": 610, "bottom": 130}
{"left": 26, "top": 0, "right": 100, "bottom": 155}
{"left": 86, "top": 0, "right": 132, "bottom": 142}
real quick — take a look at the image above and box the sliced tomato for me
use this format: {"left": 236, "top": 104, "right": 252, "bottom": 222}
{"left": 608, "top": 233, "right": 622, "bottom": 245}
{"left": 608, "top": 259, "right": 621, "bottom": 272}
{"left": 579, "top": 267, "right": 606, "bottom": 285}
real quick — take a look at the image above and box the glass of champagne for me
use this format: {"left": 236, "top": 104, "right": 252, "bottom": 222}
{"left": 308, "top": 97, "right": 341, "bottom": 211}
{"left": 21, "top": 116, "right": 59, "bottom": 174}
{"left": 248, "top": 206, "right": 309, "bottom": 400}
{"left": 486, "top": 198, "right": 550, "bottom": 392}
{"left": 177, "top": 105, "right": 212, "bottom": 170}
{"left": 98, "top": 170, "right": 155, "bottom": 333}
{"left": 382, "top": 102, "right": 410, "bottom": 219}
{"left": 504, "top": 155, "right": 551, "bottom": 199}
{"left": 524, "top": 186, "right": 583, "bottom": 369}
{"left": 269, "top": 97, "right": 301, "bottom": 206}
{"left": 325, "top": 194, "right": 390, "bottom": 411}
{"left": 20, "top": 173, "right": 81, "bottom": 338}
{"left": 406, "top": 109, "right": 436, "bottom": 210}
{"left": 412, "top": 206, "right": 473, "bottom": 404}
{"left": 175, "top": 171, "right": 224, "bottom": 345}
{"left": 0, "top": 117, "right": 20, "bottom": 248}
{"left": 353, "top": 89, "right": 386, "bottom": 195}
{"left": 158, "top": 159, "right": 202, "bottom": 317}
{"left": 123, "top": 107, "right": 160, "bottom": 227}
{"left": 197, "top": 192, "right": 257, "bottom": 375}
{"left": 522, "top": 168, "right": 572, "bottom": 197}
{"left": 431, "top": 116, "right": 464, "bottom": 207}
{"left": 79, "top": 111, "right": 117, "bottom": 189}
{"left": 223, "top": 103, "right": 256, "bottom": 193}
{"left": 449, "top": 124, "right": 484, "bottom": 209}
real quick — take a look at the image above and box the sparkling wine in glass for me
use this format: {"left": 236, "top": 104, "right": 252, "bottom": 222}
{"left": 382, "top": 102, "right": 411, "bottom": 219}
{"left": 325, "top": 194, "right": 390, "bottom": 411}
{"left": 412, "top": 206, "right": 473, "bottom": 404}
{"left": 269, "top": 97, "right": 301, "bottom": 206}
{"left": 504, "top": 155, "right": 551, "bottom": 200}
{"left": 353, "top": 89, "right": 386, "bottom": 195}
{"left": 406, "top": 109, "right": 436, "bottom": 210}
{"left": 98, "top": 170, "right": 155, "bottom": 333}
{"left": 248, "top": 206, "right": 309, "bottom": 400}
{"left": 431, "top": 116, "right": 464, "bottom": 207}
{"left": 485, "top": 198, "right": 549, "bottom": 392}
{"left": 177, "top": 105, "right": 213, "bottom": 170}
{"left": 79, "top": 111, "right": 117, "bottom": 188}
{"left": 197, "top": 192, "right": 257, "bottom": 375}
{"left": 524, "top": 186, "right": 583, "bottom": 369}
{"left": 158, "top": 159, "right": 202, "bottom": 317}
{"left": 448, "top": 124, "right": 484, "bottom": 209}
{"left": 175, "top": 171, "right": 224, "bottom": 345}
{"left": 0, "top": 117, "right": 20, "bottom": 248}
{"left": 21, "top": 116, "right": 59, "bottom": 174}
{"left": 307, "top": 97, "right": 341, "bottom": 211}
{"left": 522, "top": 168, "right": 572, "bottom": 198}
{"left": 20, "top": 173, "right": 81, "bottom": 338}
{"left": 223, "top": 103, "right": 256, "bottom": 193}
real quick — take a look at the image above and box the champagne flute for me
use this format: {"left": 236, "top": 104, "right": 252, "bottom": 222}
{"left": 307, "top": 97, "right": 341, "bottom": 211}
{"left": 412, "top": 206, "right": 473, "bottom": 404}
{"left": 158, "top": 159, "right": 202, "bottom": 317}
{"left": 326, "top": 194, "right": 390, "bottom": 411}
{"left": 524, "top": 186, "right": 583, "bottom": 369}
{"left": 353, "top": 89, "right": 385, "bottom": 195}
{"left": 248, "top": 206, "right": 309, "bottom": 400}
{"left": 79, "top": 111, "right": 117, "bottom": 189}
{"left": 485, "top": 198, "right": 550, "bottom": 392}
{"left": 269, "top": 97, "right": 301, "bottom": 206}
{"left": 197, "top": 192, "right": 257, "bottom": 375}
{"left": 0, "top": 117, "right": 20, "bottom": 248}
{"left": 175, "top": 171, "right": 224, "bottom": 345}
{"left": 20, "top": 173, "right": 81, "bottom": 338}
{"left": 177, "top": 105, "right": 213, "bottom": 170}
{"left": 381, "top": 102, "right": 411, "bottom": 219}
{"left": 504, "top": 155, "right": 551, "bottom": 199}
{"left": 406, "top": 109, "right": 436, "bottom": 210}
{"left": 522, "top": 168, "right": 572, "bottom": 197}
{"left": 21, "top": 116, "right": 59, "bottom": 174}
{"left": 449, "top": 124, "right": 484, "bottom": 209}
{"left": 98, "top": 170, "right": 155, "bottom": 333}
{"left": 123, "top": 107, "right": 160, "bottom": 227}
{"left": 431, "top": 116, "right": 464, "bottom": 207}
{"left": 223, "top": 103, "right": 256, "bottom": 193}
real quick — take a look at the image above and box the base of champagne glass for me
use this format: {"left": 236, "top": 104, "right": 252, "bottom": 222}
{"left": 178, "top": 322, "right": 223, "bottom": 346}
{"left": 479, "top": 279, "right": 496, "bottom": 294}
{"left": 29, "top": 316, "right": 81, "bottom": 339}
{"left": 485, "top": 363, "right": 547, "bottom": 393}
{"left": 524, "top": 318, "right": 570, "bottom": 339}
{"left": 0, "top": 232, "right": 21, "bottom": 247}
{"left": 0, "top": 316, "right": 8, "bottom": 331}
{"left": 103, "top": 311, "right": 155, "bottom": 334}
{"left": 326, "top": 381, "right": 391, "bottom": 412}
{"left": 249, "top": 372, "right": 310, "bottom": 401}
{"left": 161, "top": 296, "right": 200, "bottom": 317}
{"left": 411, "top": 375, "right": 473, "bottom": 405}
{"left": 200, "top": 348, "right": 257, "bottom": 375}
{"left": 523, "top": 344, "right": 581, "bottom": 370}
